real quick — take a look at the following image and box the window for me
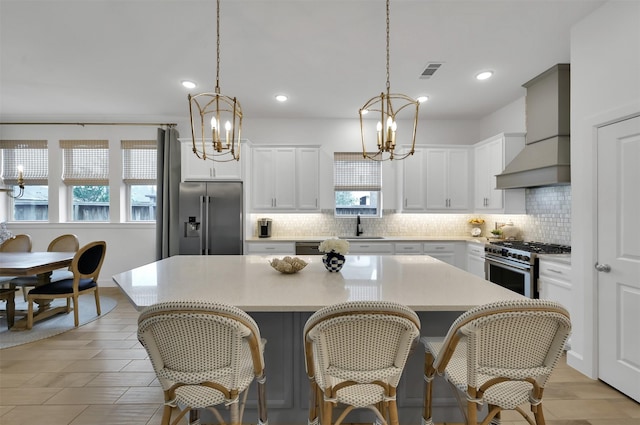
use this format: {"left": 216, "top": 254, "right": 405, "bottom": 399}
{"left": 0, "top": 140, "right": 49, "bottom": 221}
{"left": 122, "top": 140, "right": 157, "bottom": 221}
{"left": 334, "top": 152, "right": 382, "bottom": 217}
{"left": 61, "top": 140, "right": 110, "bottom": 221}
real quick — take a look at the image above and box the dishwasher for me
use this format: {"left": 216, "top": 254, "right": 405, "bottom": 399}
{"left": 295, "top": 241, "right": 321, "bottom": 255}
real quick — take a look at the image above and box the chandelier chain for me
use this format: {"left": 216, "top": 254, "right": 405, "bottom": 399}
{"left": 385, "top": 0, "right": 390, "bottom": 94}
{"left": 216, "top": 0, "right": 221, "bottom": 93}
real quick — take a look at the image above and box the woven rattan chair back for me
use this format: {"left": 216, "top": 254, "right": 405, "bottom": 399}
{"left": 137, "top": 301, "right": 268, "bottom": 425}
{"left": 0, "top": 234, "right": 32, "bottom": 252}
{"left": 422, "top": 299, "right": 571, "bottom": 425}
{"left": 304, "top": 301, "right": 421, "bottom": 425}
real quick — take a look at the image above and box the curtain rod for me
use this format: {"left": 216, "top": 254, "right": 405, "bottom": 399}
{"left": 0, "top": 122, "right": 177, "bottom": 127}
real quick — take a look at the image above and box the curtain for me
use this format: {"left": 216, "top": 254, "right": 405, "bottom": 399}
{"left": 156, "top": 127, "right": 180, "bottom": 260}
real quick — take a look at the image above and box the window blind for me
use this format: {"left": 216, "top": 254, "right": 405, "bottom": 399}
{"left": 61, "top": 140, "right": 109, "bottom": 185}
{"left": 0, "top": 140, "right": 48, "bottom": 185}
{"left": 334, "top": 152, "right": 381, "bottom": 191}
{"left": 122, "top": 140, "right": 157, "bottom": 184}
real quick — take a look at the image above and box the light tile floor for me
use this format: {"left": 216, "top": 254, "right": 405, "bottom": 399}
{"left": 1, "top": 287, "right": 639, "bottom": 425}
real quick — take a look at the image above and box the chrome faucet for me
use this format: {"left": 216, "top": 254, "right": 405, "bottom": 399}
{"left": 356, "top": 215, "right": 363, "bottom": 236}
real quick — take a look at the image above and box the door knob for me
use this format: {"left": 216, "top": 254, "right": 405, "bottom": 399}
{"left": 595, "top": 263, "right": 611, "bottom": 273}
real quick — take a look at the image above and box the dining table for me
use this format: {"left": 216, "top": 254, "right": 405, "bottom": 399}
{"left": 0, "top": 251, "right": 75, "bottom": 329}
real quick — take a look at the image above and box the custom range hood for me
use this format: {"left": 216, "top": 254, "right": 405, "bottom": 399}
{"left": 496, "top": 64, "right": 570, "bottom": 189}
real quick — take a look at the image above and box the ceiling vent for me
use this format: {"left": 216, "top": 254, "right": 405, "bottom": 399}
{"left": 420, "top": 62, "right": 443, "bottom": 79}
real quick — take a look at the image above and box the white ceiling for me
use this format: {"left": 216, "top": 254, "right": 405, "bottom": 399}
{"left": 0, "top": 0, "right": 604, "bottom": 123}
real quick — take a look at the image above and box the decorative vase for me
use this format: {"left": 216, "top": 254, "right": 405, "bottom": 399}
{"left": 322, "top": 251, "right": 346, "bottom": 272}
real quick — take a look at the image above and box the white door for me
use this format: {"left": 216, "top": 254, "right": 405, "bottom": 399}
{"left": 597, "top": 115, "right": 640, "bottom": 402}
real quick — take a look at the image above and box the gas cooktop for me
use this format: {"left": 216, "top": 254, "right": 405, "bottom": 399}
{"left": 488, "top": 241, "right": 571, "bottom": 255}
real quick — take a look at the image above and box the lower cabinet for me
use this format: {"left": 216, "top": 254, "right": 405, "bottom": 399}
{"left": 394, "top": 243, "right": 423, "bottom": 255}
{"left": 245, "top": 241, "right": 295, "bottom": 255}
{"left": 537, "top": 257, "right": 572, "bottom": 347}
{"left": 466, "top": 242, "right": 486, "bottom": 278}
{"left": 348, "top": 242, "right": 395, "bottom": 254}
{"left": 423, "top": 242, "right": 456, "bottom": 266}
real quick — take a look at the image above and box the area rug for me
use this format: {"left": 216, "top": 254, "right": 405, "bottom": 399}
{"left": 0, "top": 295, "right": 117, "bottom": 349}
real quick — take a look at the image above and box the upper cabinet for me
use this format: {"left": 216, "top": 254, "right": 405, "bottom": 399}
{"left": 180, "top": 138, "right": 244, "bottom": 181}
{"left": 402, "top": 147, "right": 470, "bottom": 212}
{"left": 473, "top": 133, "right": 526, "bottom": 213}
{"left": 251, "top": 147, "right": 319, "bottom": 212}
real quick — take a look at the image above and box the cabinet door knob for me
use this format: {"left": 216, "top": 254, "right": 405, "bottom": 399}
{"left": 594, "top": 263, "right": 611, "bottom": 273}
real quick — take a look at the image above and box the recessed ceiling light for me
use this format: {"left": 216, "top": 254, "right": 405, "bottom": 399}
{"left": 475, "top": 71, "right": 494, "bottom": 81}
{"left": 181, "top": 80, "right": 196, "bottom": 89}
{"left": 275, "top": 94, "right": 288, "bottom": 102}
{"left": 417, "top": 96, "right": 429, "bottom": 103}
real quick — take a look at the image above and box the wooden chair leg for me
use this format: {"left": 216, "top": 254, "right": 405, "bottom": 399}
{"left": 257, "top": 374, "right": 268, "bottom": 425}
{"left": 321, "top": 394, "right": 333, "bottom": 425}
{"left": 387, "top": 399, "right": 400, "bottom": 425}
{"left": 424, "top": 352, "right": 435, "bottom": 425}
{"left": 26, "top": 298, "right": 34, "bottom": 330}
{"left": 308, "top": 381, "right": 319, "bottom": 425}
{"left": 73, "top": 295, "right": 80, "bottom": 327}
{"left": 94, "top": 287, "right": 101, "bottom": 315}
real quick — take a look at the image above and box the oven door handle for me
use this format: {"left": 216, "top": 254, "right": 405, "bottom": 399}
{"left": 485, "top": 257, "right": 531, "bottom": 272}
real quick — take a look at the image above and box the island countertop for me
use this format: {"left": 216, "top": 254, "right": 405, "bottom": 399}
{"left": 112, "top": 254, "right": 522, "bottom": 312}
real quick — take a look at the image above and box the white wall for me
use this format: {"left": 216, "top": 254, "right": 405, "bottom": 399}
{"left": 569, "top": 0, "right": 640, "bottom": 377}
{"left": 478, "top": 96, "right": 526, "bottom": 140}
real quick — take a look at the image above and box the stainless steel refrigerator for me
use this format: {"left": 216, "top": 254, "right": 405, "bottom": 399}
{"left": 178, "top": 181, "right": 243, "bottom": 255}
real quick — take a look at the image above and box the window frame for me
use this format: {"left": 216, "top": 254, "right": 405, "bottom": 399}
{"left": 333, "top": 152, "right": 383, "bottom": 218}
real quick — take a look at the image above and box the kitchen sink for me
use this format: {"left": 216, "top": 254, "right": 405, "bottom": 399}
{"left": 338, "top": 236, "right": 385, "bottom": 240}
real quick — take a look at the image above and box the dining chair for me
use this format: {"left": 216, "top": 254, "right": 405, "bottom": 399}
{"left": 304, "top": 301, "right": 421, "bottom": 425}
{"left": 0, "top": 234, "right": 32, "bottom": 252}
{"left": 26, "top": 240, "right": 106, "bottom": 330}
{"left": 11, "top": 234, "right": 80, "bottom": 301}
{"left": 0, "top": 233, "right": 33, "bottom": 289}
{"left": 421, "top": 299, "right": 571, "bottom": 425}
{"left": 137, "top": 300, "right": 268, "bottom": 425}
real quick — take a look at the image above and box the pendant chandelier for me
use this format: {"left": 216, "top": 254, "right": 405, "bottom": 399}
{"left": 359, "top": 0, "right": 419, "bottom": 161}
{"left": 188, "top": 0, "right": 242, "bottom": 162}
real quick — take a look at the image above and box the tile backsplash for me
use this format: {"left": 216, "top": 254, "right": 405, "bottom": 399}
{"left": 250, "top": 186, "right": 571, "bottom": 245}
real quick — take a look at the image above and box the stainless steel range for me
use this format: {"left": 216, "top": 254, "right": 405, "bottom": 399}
{"left": 484, "top": 241, "right": 571, "bottom": 298}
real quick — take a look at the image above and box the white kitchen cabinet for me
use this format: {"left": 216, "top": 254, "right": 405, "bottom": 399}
{"left": 348, "top": 242, "right": 395, "bottom": 254}
{"left": 252, "top": 147, "right": 297, "bottom": 210}
{"left": 466, "top": 242, "right": 486, "bottom": 278}
{"left": 423, "top": 242, "right": 457, "bottom": 266}
{"left": 394, "top": 242, "right": 423, "bottom": 255}
{"left": 180, "top": 138, "right": 244, "bottom": 181}
{"left": 251, "top": 147, "right": 319, "bottom": 212}
{"left": 402, "top": 147, "right": 469, "bottom": 212}
{"left": 473, "top": 133, "right": 526, "bottom": 213}
{"left": 245, "top": 241, "right": 296, "bottom": 255}
{"left": 425, "top": 148, "right": 469, "bottom": 211}
{"left": 402, "top": 148, "right": 427, "bottom": 210}
{"left": 538, "top": 256, "right": 572, "bottom": 347}
{"left": 296, "top": 148, "right": 320, "bottom": 210}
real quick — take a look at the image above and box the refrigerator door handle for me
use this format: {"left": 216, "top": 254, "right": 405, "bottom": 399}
{"left": 203, "top": 196, "right": 210, "bottom": 255}
{"left": 200, "top": 195, "right": 207, "bottom": 255}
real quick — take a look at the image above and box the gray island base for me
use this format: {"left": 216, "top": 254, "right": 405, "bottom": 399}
{"left": 112, "top": 255, "right": 523, "bottom": 424}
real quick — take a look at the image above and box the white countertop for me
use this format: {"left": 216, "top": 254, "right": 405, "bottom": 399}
{"left": 112, "top": 254, "right": 523, "bottom": 312}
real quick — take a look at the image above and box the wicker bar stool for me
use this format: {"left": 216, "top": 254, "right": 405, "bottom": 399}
{"left": 422, "top": 299, "right": 571, "bottom": 425}
{"left": 137, "top": 301, "right": 268, "bottom": 425}
{"left": 304, "top": 301, "right": 421, "bottom": 425}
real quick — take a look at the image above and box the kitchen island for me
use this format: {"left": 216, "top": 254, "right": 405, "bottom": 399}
{"left": 113, "top": 254, "right": 523, "bottom": 423}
